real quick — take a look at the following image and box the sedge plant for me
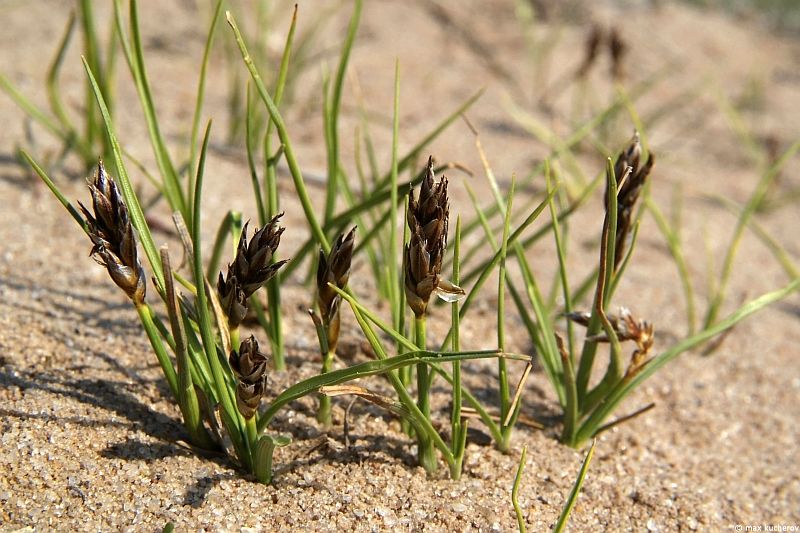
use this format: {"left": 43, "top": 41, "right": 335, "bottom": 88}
{"left": 537, "top": 134, "right": 797, "bottom": 446}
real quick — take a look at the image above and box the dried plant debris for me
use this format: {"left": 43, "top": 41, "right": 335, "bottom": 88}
{"left": 568, "top": 307, "right": 654, "bottom": 375}
{"left": 404, "top": 157, "right": 464, "bottom": 318}
{"left": 79, "top": 161, "right": 146, "bottom": 306}
{"left": 218, "top": 215, "right": 288, "bottom": 328}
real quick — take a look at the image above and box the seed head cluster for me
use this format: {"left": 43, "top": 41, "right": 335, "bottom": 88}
{"left": 608, "top": 132, "right": 654, "bottom": 269}
{"left": 404, "top": 157, "right": 463, "bottom": 317}
{"left": 80, "top": 161, "right": 146, "bottom": 305}
{"left": 316, "top": 227, "right": 356, "bottom": 352}
{"left": 217, "top": 215, "right": 288, "bottom": 328}
{"left": 229, "top": 335, "right": 269, "bottom": 419}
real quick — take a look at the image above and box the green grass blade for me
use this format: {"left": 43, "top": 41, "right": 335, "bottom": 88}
{"left": 245, "top": 85, "right": 267, "bottom": 225}
{"left": 82, "top": 56, "right": 164, "bottom": 290}
{"left": 190, "top": 121, "right": 241, "bottom": 435}
{"left": 646, "top": 197, "right": 696, "bottom": 335}
{"left": 206, "top": 211, "right": 242, "bottom": 281}
{"left": 0, "top": 73, "right": 64, "bottom": 139}
{"left": 389, "top": 60, "right": 401, "bottom": 330}
{"left": 324, "top": 0, "right": 362, "bottom": 224}
{"left": 373, "top": 88, "right": 484, "bottom": 193}
{"left": 21, "top": 151, "right": 88, "bottom": 233}
{"left": 333, "top": 285, "right": 507, "bottom": 444}
{"left": 704, "top": 140, "right": 800, "bottom": 327}
{"left": 227, "top": 10, "right": 330, "bottom": 254}
{"left": 553, "top": 440, "right": 596, "bottom": 533}
{"left": 114, "top": 0, "right": 187, "bottom": 221}
{"left": 46, "top": 11, "right": 92, "bottom": 162}
{"left": 188, "top": 0, "right": 224, "bottom": 205}
{"left": 439, "top": 187, "right": 558, "bottom": 351}
{"left": 258, "top": 347, "right": 514, "bottom": 432}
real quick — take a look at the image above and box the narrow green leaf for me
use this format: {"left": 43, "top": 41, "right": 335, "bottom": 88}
{"left": 81, "top": 56, "right": 164, "bottom": 290}
{"left": 553, "top": 440, "right": 596, "bottom": 533}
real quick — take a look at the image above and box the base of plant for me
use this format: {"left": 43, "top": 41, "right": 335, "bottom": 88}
{"left": 417, "top": 436, "right": 438, "bottom": 475}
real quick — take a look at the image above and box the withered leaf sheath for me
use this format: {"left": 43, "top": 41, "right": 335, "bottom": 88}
{"left": 316, "top": 227, "right": 356, "bottom": 352}
{"left": 567, "top": 308, "right": 654, "bottom": 375}
{"left": 79, "top": 161, "right": 146, "bottom": 306}
{"left": 217, "top": 214, "right": 288, "bottom": 328}
{"left": 607, "top": 132, "right": 654, "bottom": 269}
{"left": 229, "top": 335, "right": 269, "bottom": 419}
{"left": 404, "top": 157, "right": 464, "bottom": 317}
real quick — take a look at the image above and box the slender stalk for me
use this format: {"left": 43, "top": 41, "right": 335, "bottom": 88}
{"left": 135, "top": 304, "right": 178, "bottom": 400}
{"left": 497, "top": 179, "right": 515, "bottom": 450}
{"left": 449, "top": 216, "right": 464, "bottom": 479}
{"left": 332, "top": 285, "right": 505, "bottom": 445}
{"left": 389, "top": 60, "right": 401, "bottom": 336}
{"left": 190, "top": 123, "right": 243, "bottom": 448}
{"left": 227, "top": 11, "right": 330, "bottom": 254}
{"left": 324, "top": 0, "right": 362, "bottom": 224}
{"left": 311, "top": 310, "right": 333, "bottom": 427}
{"left": 415, "top": 316, "right": 436, "bottom": 473}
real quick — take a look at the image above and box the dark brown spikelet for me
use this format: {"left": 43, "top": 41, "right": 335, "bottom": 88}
{"left": 404, "top": 157, "right": 464, "bottom": 317}
{"left": 217, "top": 214, "right": 288, "bottom": 328}
{"left": 229, "top": 335, "right": 269, "bottom": 419}
{"left": 607, "top": 132, "right": 654, "bottom": 269}
{"left": 576, "top": 24, "right": 604, "bottom": 79}
{"left": 79, "top": 161, "right": 146, "bottom": 305}
{"left": 316, "top": 227, "right": 356, "bottom": 352}
{"left": 608, "top": 27, "right": 627, "bottom": 81}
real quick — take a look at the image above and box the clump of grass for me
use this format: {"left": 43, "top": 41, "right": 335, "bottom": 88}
{"left": 24, "top": 2, "right": 516, "bottom": 482}
{"left": 543, "top": 134, "right": 796, "bottom": 446}
{"left": 17, "top": 0, "right": 799, "bottom": 498}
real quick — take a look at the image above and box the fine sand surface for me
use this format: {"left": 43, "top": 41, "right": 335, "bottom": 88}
{"left": 1, "top": 1, "right": 799, "bottom": 531}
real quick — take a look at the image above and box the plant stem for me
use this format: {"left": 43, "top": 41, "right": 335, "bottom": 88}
{"left": 135, "top": 303, "right": 178, "bottom": 401}
{"left": 415, "top": 315, "right": 436, "bottom": 473}
{"left": 450, "top": 216, "right": 465, "bottom": 480}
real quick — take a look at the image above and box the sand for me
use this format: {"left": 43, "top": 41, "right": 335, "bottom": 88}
{"left": 1, "top": 1, "right": 799, "bottom": 531}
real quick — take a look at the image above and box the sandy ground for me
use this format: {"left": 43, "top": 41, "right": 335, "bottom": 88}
{"left": 1, "top": 0, "right": 799, "bottom": 531}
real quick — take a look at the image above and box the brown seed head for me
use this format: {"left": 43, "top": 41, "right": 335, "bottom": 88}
{"left": 217, "top": 271, "right": 248, "bottom": 329}
{"left": 218, "top": 214, "right": 288, "bottom": 327}
{"left": 79, "top": 161, "right": 146, "bottom": 305}
{"left": 404, "top": 157, "right": 452, "bottom": 317}
{"left": 316, "top": 227, "right": 356, "bottom": 351}
{"left": 609, "top": 27, "right": 627, "bottom": 81}
{"left": 235, "top": 379, "right": 265, "bottom": 419}
{"left": 229, "top": 335, "right": 269, "bottom": 419}
{"left": 577, "top": 24, "right": 604, "bottom": 78}
{"left": 607, "top": 132, "right": 655, "bottom": 269}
